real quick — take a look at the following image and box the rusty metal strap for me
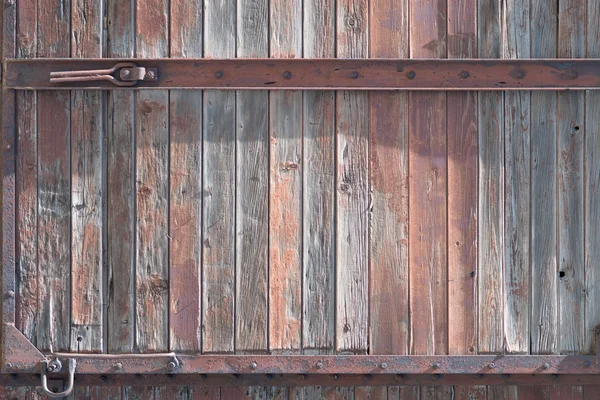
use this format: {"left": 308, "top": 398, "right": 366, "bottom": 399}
{"left": 3, "top": 58, "right": 600, "bottom": 90}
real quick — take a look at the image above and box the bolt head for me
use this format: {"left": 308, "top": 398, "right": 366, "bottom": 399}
{"left": 316, "top": 362, "right": 324, "bottom": 369}
{"left": 542, "top": 363, "right": 550, "bottom": 370}
{"left": 432, "top": 362, "right": 441, "bottom": 370}
{"left": 6, "top": 363, "right": 12, "bottom": 369}
{"left": 115, "top": 362, "right": 123, "bottom": 370}
{"left": 488, "top": 363, "right": 496, "bottom": 369}
{"left": 167, "top": 361, "right": 177, "bottom": 370}
{"left": 147, "top": 70, "right": 156, "bottom": 79}
{"left": 250, "top": 362, "right": 258, "bottom": 370}
{"left": 381, "top": 363, "right": 388, "bottom": 369}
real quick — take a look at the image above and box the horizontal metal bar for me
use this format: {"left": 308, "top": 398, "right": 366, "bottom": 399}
{"left": 12, "top": 355, "right": 598, "bottom": 375}
{"left": 3, "top": 373, "right": 600, "bottom": 387}
{"left": 4, "top": 58, "right": 600, "bottom": 90}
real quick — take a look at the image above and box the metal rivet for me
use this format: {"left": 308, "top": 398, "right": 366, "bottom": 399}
{"left": 542, "top": 363, "right": 550, "bottom": 370}
{"left": 432, "top": 362, "right": 441, "bottom": 370}
{"left": 351, "top": 71, "right": 360, "bottom": 79}
{"left": 488, "top": 363, "right": 496, "bottom": 369}
{"left": 316, "top": 361, "right": 324, "bottom": 369}
{"left": 122, "top": 69, "right": 131, "bottom": 77}
{"left": 282, "top": 71, "right": 292, "bottom": 80}
{"left": 407, "top": 71, "right": 416, "bottom": 80}
{"left": 114, "top": 362, "right": 123, "bottom": 370}
{"left": 215, "top": 71, "right": 224, "bottom": 79}
{"left": 460, "top": 70, "right": 470, "bottom": 79}
{"left": 381, "top": 363, "right": 388, "bottom": 369}
{"left": 250, "top": 362, "right": 258, "bottom": 370}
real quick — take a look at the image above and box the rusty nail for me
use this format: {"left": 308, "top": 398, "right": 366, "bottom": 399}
{"left": 381, "top": 363, "right": 388, "bottom": 369}
{"left": 407, "top": 71, "right": 416, "bottom": 80}
{"left": 114, "top": 362, "right": 123, "bottom": 370}
{"left": 432, "top": 362, "right": 441, "bottom": 370}
{"left": 316, "top": 361, "right": 324, "bottom": 369}
{"left": 351, "top": 71, "right": 360, "bottom": 79}
{"left": 282, "top": 71, "right": 292, "bottom": 80}
{"left": 215, "top": 71, "right": 224, "bottom": 79}
{"left": 488, "top": 362, "right": 496, "bottom": 369}
{"left": 542, "top": 363, "right": 550, "bottom": 370}
{"left": 250, "top": 362, "right": 258, "bottom": 370}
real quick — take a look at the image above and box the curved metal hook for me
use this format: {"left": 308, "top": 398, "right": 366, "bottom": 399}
{"left": 40, "top": 358, "right": 76, "bottom": 398}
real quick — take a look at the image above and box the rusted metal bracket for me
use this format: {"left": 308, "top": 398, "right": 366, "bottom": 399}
{"left": 4, "top": 58, "right": 600, "bottom": 90}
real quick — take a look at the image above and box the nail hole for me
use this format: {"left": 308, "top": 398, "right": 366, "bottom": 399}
{"left": 351, "top": 71, "right": 360, "bottom": 79}
{"left": 559, "top": 271, "right": 566, "bottom": 278}
{"left": 572, "top": 125, "right": 580, "bottom": 133}
{"left": 282, "top": 71, "right": 292, "bottom": 80}
{"left": 407, "top": 71, "right": 416, "bottom": 80}
{"left": 76, "top": 336, "right": 83, "bottom": 342}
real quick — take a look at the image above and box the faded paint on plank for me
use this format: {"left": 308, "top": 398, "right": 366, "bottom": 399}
{"left": 302, "top": 0, "right": 335, "bottom": 352}
{"left": 478, "top": 0, "right": 504, "bottom": 355}
{"left": 37, "top": 0, "right": 71, "bottom": 351}
{"left": 557, "top": 0, "right": 585, "bottom": 355}
{"left": 106, "top": 0, "right": 135, "bottom": 354}
{"left": 269, "top": 0, "right": 303, "bottom": 352}
{"left": 336, "top": 0, "right": 369, "bottom": 353}
{"left": 447, "top": 0, "right": 477, "bottom": 358}
{"left": 15, "top": 0, "right": 37, "bottom": 344}
{"left": 585, "top": 0, "right": 600, "bottom": 354}
{"left": 70, "top": 0, "right": 104, "bottom": 352}
{"left": 531, "top": 0, "right": 558, "bottom": 355}
{"left": 169, "top": 0, "right": 203, "bottom": 353}
{"left": 202, "top": 0, "right": 236, "bottom": 354}
{"left": 368, "top": 0, "right": 410, "bottom": 359}
{"left": 236, "top": 0, "right": 269, "bottom": 352}
{"left": 503, "top": 0, "right": 531, "bottom": 355}
{"left": 409, "top": 0, "right": 448, "bottom": 359}
{"left": 135, "top": 0, "right": 170, "bottom": 352}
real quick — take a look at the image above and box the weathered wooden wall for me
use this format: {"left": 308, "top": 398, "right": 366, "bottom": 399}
{"left": 2, "top": 0, "right": 600, "bottom": 398}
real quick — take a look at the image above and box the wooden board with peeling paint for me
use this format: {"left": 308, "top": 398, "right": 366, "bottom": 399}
{"left": 2, "top": 0, "right": 599, "bottom": 398}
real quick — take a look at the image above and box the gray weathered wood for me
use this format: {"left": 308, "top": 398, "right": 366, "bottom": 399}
{"left": 236, "top": 0, "right": 269, "bottom": 352}
{"left": 169, "top": 0, "right": 203, "bottom": 353}
{"left": 530, "top": 0, "right": 558, "bottom": 355}
{"left": 302, "top": 0, "right": 335, "bottom": 353}
{"left": 106, "top": 0, "right": 135, "bottom": 354}
{"left": 269, "top": 0, "right": 303, "bottom": 353}
{"left": 557, "top": 0, "right": 585, "bottom": 355}
{"left": 502, "top": 0, "right": 531, "bottom": 355}
{"left": 335, "top": 0, "right": 369, "bottom": 354}
{"left": 202, "top": 0, "right": 237, "bottom": 355}
{"left": 585, "top": 0, "right": 600, "bottom": 355}
{"left": 478, "top": 0, "right": 504, "bottom": 355}
{"left": 135, "top": 0, "right": 170, "bottom": 352}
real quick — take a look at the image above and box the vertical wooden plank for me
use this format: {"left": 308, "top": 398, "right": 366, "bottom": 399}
{"left": 447, "top": 0, "right": 478, "bottom": 359}
{"left": 503, "top": 0, "right": 531, "bottom": 355}
{"left": 169, "top": 0, "right": 203, "bottom": 353}
{"left": 135, "top": 0, "right": 170, "bottom": 352}
{"left": 369, "top": 0, "right": 410, "bottom": 357}
{"left": 488, "top": 387, "right": 518, "bottom": 400}
{"left": 302, "top": 0, "right": 335, "bottom": 352}
{"left": 236, "top": 0, "right": 269, "bottom": 352}
{"left": 70, "top": 0, "right": 104, "bottom": 353}
{"left": 585, "top": 0, "right": 600, "bottom": 354}
{"left": 584, "top": 386, "right": 600, "bottom": 400}
{"left": 409, "top": 0, "right": 448, "bottom": 359}
{"left": 550, "top": 386, "right": 583, "bottom": 400}
{"left": 107, "top": 0, "right": 135, "bottom": 354}
{"left": 202, "top": 0, "right": 236, "bottom": 354}
{"left": 269, "top": 0, "right": 303, "bottom": 353}
{"left": 195, "top": 386, "right": 221, "bottom": 399}
{"left": 557, "top": 0, "right": 585, "bottom": 357}
{"left": 531, "top": 0, "right": 558, "bottom": 355}
{"left": 454, "top": 386, "right": 487, "bottom": 400}
{"left": 37, "top": 0, "right": 71, "bottom": 352}
{"left": 15, "top": 0, "right": 38, "bottom": 344}
{"left": 519, "top": 386, "right": 551, "bottom": 400}
{"left": 336, "top": 0, "right": 369, "bottom": 354}
{"left": 478, "top": 0, "right": 504, "bottom": 355}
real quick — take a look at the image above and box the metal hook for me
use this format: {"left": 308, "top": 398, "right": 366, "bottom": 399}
{"left": 41, "top": 358, "right": 76, "bottom": 398}
{"left": 49, "top": 62, "right": 158, "bottom": 87}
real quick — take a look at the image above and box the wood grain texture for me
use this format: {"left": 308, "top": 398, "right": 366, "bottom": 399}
{"left": 368, "top": 0, "right": 410, "bottom": 360}
{"left": 202, "top": 0, "right": 236, "bottom": 354}
{"left": 36, "top": 0, "right": 71, "bottom": 352}
{"left": 447, "top": 0, "right": 477, "bottom": 358}
{"left": 269, "top": 0, "right": 303, "bottom": 352}
{"left": 169, "top": 0, "right": 203, "bottom": 353}
{"left": 15, "top": 0, "right": 37, "bottom": 344}
{"left": 135, "top": 0, "right": 170, "bottom": 353}
{"left": 557, "top": 0, "right": 585, "bottom": 356}
{"left": 335, "top": 0, "right": 369, "bottom": 353}
{"left": 478, "top": 0, "right": 504, "bottom": 355}
{"left": 107, "top": 0, "right": 135, "bottom": 354}
{"left": 531, "top": 0, "right": 558, "bottom": 355}
{"left": 502, "top": 0, "right": 531, "bottom": 355}
{"left": 70, "top": 0, "right": 104, "bottom": 353}
{"left": 302, "top": 0, "right": 335, "bottom": 352}
{"left": 409, "top": 0, "right": 448, "bottom": 357}
{"left": 585, "top": 0, "right": 600, "bottom": 354}
{"left": 236, "top": 0, "right": 269, "bottom": 352}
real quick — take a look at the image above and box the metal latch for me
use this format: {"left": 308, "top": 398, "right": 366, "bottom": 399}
{"left": 50, "top": 62, "right": 158, "bottom": 87}
{"left": 40, "top": 358, "right": 76, "bottom": 398}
